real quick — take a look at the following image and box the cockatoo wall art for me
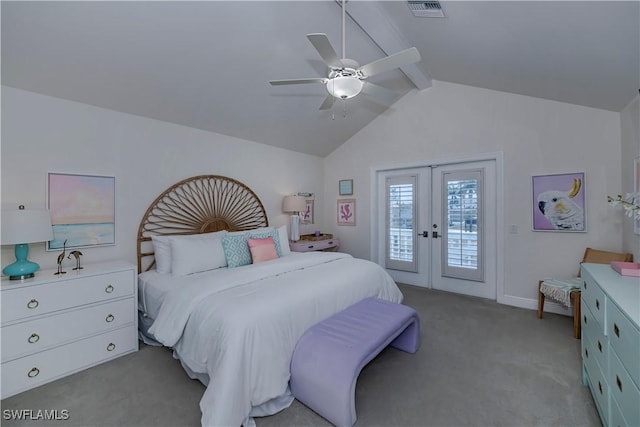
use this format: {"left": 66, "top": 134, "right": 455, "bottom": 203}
{"left": 537, "top": 178, "right": 584, "bottom": 231}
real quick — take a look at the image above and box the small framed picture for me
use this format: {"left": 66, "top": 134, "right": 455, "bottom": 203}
{"left": 337, "top": 199, "right": 356, "bottom": 226}
{"left": 532, "top": 172, "right": 586, "bottom": 232}
{"left": 300, "top": 199, "right": 314, "bottom": 225}
{"left": 339, "top": 179, "right": 353, "bottom": 196}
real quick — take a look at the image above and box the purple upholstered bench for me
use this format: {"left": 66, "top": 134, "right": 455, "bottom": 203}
{"left": 290, "top": 297, "right": 420, "bottom": 427}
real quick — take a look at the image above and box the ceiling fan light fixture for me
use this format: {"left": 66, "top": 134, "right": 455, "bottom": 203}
{"left": 327, "top": 76, "right": 363, "bottom": 99}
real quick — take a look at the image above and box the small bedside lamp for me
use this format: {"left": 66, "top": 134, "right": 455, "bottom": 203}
{"left": 283, "top": 195, "right": 306, "bottom": 242}
{"left": 2, "top": 205, "right": 54, "bottom": 280}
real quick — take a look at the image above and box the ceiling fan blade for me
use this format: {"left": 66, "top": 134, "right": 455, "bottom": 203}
{"left": 270, "top": 78, "right": 328, "bottom": 86}
{"left": 360, "top": 82, "right": 401, "bottom": 105}
{"left": 319, "top": 95, "right": 335, "bottom": 110}
{"left": 359, "top": 47, "right": 421, "bottom": 78}
{"left": 306, "top": 33, "right": 344, "bottom": 69}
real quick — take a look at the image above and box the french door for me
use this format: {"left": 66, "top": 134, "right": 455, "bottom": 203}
{"left": 376, "top": 160, "right": 497, "bottom": 300}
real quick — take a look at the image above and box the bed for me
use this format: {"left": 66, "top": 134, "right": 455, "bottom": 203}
{"left": 136, "top": 175, "right": 403, "bottom": 427}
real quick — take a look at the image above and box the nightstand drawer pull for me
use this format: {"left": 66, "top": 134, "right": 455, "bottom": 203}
{"left": 28, "top": 333, "right": 40, "bottom": 344}
{"left": 27, "top": 299, "right": 39, "bottom": 309}
{"left": 614, "top": 323, "right": 620, "bottom": 337}
{"left": 107, "top": 342, "right": 116, "bottom": 351}
{"left": 616, "top": 375, "right": 622, "bottom": 392}
{"left": 105, "top": 285, "right": 114, "bottom": 293}
{"left": 105, "top": 314, "right": 115, "bottom": 323}
{"left": 28, "top": 367, "right": 40, "bottom": 378}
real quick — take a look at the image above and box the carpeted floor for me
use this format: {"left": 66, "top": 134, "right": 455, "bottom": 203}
{"left": 1, "top": 285, "right": 600, "bottom": 427}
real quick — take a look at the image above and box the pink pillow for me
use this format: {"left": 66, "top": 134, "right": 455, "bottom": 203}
{"left": 248, "top": 237, "right": 279, "bottom": 263}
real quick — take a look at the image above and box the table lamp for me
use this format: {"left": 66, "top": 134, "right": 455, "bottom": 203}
{"left": 283, "top": 195, "right": 306, "bottom": 242}
{"left": 2, "top": 205, "right": 54, "bottom": 280}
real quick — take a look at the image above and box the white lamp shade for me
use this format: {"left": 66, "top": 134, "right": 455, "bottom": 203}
{"left": 326, "top": 76, "right": 364, "bottom": 99}
{"left": 1, "top": 209, "right": 54, "bottom": 245}
{"left": 283, "top": 195, "right": 306, "bottom": 213}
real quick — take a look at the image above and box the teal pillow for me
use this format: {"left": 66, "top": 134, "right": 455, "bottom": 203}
{"left": 248, "top": 229, "right": 283, "bottom": 257}
{"left": 222, "top": 233, "right": 252, "bottom": 268}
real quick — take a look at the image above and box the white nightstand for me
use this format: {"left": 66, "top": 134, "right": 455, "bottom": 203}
{"left": 1, "top": 260, "right": 138, "bottom": 399}
{"left": 290, "top": 237, "right": 340, "bottom": 252}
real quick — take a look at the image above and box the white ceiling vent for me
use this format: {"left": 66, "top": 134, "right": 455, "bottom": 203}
{"left": 407, "top": 1, "right": 446, "bottom": 18}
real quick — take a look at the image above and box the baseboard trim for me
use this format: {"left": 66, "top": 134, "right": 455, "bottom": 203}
{"left": 500, "top": 294, "right": 572, "bottom": 317}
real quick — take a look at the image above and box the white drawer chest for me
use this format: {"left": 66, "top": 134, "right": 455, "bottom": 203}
{"left": 1, "top": 261, "right": 138, "bottom": 399}
{"left": 580, "top": 263, "right": 639, "bottom": 427}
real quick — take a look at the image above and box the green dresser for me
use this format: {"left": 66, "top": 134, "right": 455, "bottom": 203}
{"left": 581, "top": 263, "right": 639, "bottom": 427}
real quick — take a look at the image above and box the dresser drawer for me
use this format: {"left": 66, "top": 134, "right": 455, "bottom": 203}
{"left": 610, "top": 396, "right": 628, "bottom": 427}
{"left": 609, "top": 349, "right": 640, "bottom": 427}
{"left": 1, "top": 325, "right": 137, "bottom": 399}
{"left": 1, "top": 297, "right": 135, "bottom": 363}
{"left": 1, "top": 270, "right": 134, "bottom": 323}
{"left": 607, "top": 300, "right": 640, "bottom": 387}
{"left": 581, "top": 271, "right": 606, "bottom": 333}
{"left": 582, "top": 304, "right": 608, "bottom": 373}
{"left": 583, "top": 336, "right": 609, "bottom": 423}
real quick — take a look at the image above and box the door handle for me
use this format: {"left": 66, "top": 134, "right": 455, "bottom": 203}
{"left": 432, "top": 231, "right": 439, "bottom": 239}
{"left": 419, "top": 231, "right": 429, "bottom": 238}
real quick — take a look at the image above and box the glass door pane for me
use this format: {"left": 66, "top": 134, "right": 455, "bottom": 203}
{"left": 442, "top": 170, "right": 483, "bottom": 281}
{"left": 386, "top": 175, "right": 417, "bottom": 272}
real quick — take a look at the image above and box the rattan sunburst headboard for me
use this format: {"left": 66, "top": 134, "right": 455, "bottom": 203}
{"left": 137, "top": 175, "right": 269, "bottom": 272}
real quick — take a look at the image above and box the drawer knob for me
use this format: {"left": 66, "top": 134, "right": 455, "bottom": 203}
{"left": 597, "top": 340, "right": 602, "bottom": 353}
{"left": 27, "top": 367, "right": 40, "bottom": 378}
{"left": 595, "top": 299, "right": 600, "bottom": 310}
{"left": 105, "top": 314, "right": 115, "bottom": 323}
{"left": 27, "top": 299, "right": 39, "bottom": 309}
{"left": 616, "top": 375, "right": 622, "bottom": 392}
{"left": 598, "top": 381, "right": 603, "bottom": 395}
{"left": 584, "top": 348, "right": 589, "bottom": 358}
{"left": 105, "top": 285, "right": 114, "bottom": 294}
{"left": 614, "top": 323, "right": 620, "bottom": 338}
{"left": 107, "top": 342, "right": 116, "bottom": 351}
{"left": 28, "top": 333, "right": 40, "bottom": 344}
{"left": 583, "top": 315, "right": 587, "bottom": 325}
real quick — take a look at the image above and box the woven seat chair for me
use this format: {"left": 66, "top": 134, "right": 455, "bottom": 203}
{"left": 537, "top": 247, "right": 633, "bottom": 339}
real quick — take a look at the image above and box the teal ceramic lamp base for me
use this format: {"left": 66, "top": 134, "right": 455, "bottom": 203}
{"left": 3, "top": 243, "right": 40, "bottom": 280}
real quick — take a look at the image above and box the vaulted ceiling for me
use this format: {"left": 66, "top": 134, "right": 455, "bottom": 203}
{"left": 2, "top": 1, "right": 638, "bottom": 157}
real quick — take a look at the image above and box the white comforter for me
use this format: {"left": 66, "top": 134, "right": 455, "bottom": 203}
{"left": 146, "top": 252, "right": 403, "bottom": 427}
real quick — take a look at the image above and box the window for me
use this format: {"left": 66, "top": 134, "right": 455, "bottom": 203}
{"left": 442, "top": 170, "right": 483, "bottom": 281}
{"left": 386, "top": 175, "right": 417, "bottom": 272}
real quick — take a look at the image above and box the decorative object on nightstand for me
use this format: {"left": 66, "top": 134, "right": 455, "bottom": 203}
{"left": 68, "top": 250, "right": 83, "bottom": 270}
{"left": 55, "top": 239, "right": 67, "bottom": 275}
{"left": 283, "top": 195, "right": 306, "bottom": 242}
{"left": 1, "top": 205, "right": 54, "bottom": 280}
{"left": 290, "top": 234, "right": 340, "bottom": 252}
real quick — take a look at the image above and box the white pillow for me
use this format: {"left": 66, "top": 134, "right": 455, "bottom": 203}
{"left": 151, "top": 235, "right": 172, "bottom": 274}
{"left": 169, "top": 231, "right": 228, "bottom": 276}
{"left": 277, "top": 225, "right": 291, "bottom": 256}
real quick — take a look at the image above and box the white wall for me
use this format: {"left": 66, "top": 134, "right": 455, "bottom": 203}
{"left": 1, "top": 86, "right": 324, "bottom": 271}
{"left": 323, "top": 80, "right": 623, "bottom": 310}
{"left": 620, "top": 94, "right": 640, "bottom": 260}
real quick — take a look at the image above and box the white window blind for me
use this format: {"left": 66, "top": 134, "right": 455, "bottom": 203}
{"left": 442, "top": 170, "right": 484, "bottom": 281}
{"left": 385, "top": 175, "right": 417, "bottom": 272}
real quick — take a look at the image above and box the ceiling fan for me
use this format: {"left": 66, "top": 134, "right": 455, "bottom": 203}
{"left": 269, "top": 0, "right": 421, "bottom": 110}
